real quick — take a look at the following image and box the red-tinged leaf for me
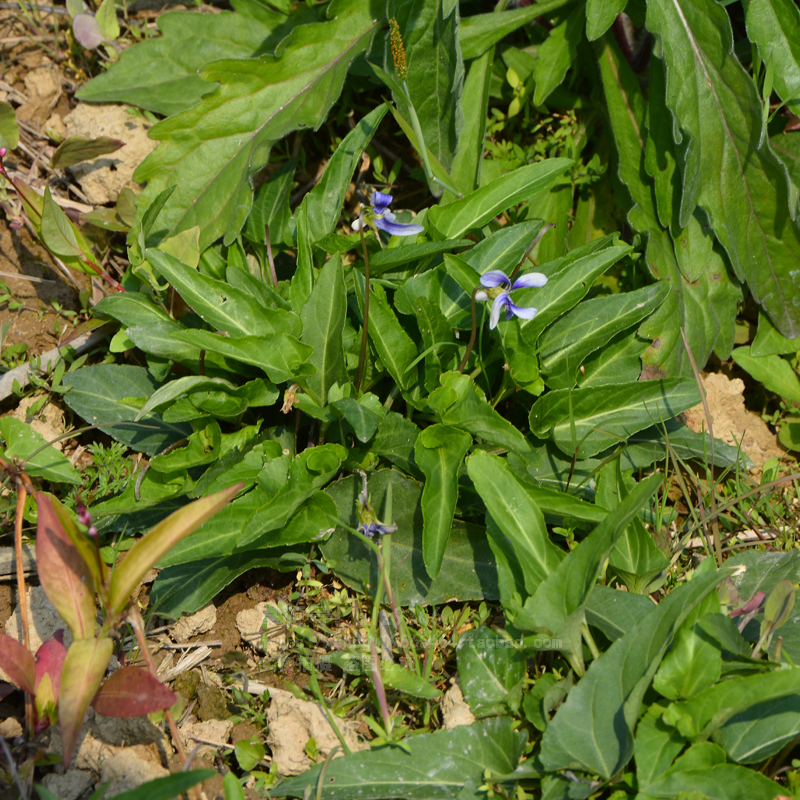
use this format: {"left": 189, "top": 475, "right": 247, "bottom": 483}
{"left": 35, "top": 631, "right": 67, "bottom": 699}
{"left": 46, "top": 493, "right": 107, "bottom": 597}
{"left": 36, "top": 492, "right": 96, "bottom": 640}
{"left": 51, "top": 136, "right": 126, "bottom": 169}
{"left": 92, "top": 666, "right": 176, "bottom": 717}
{"left": 0, "top": 631, "right": 35, "bottom": 694}
{"left": 107, "top": 483, "right": 243, "bottom": 616}
{"left": 59, "top": 637, "right": 113, "bottom": 767}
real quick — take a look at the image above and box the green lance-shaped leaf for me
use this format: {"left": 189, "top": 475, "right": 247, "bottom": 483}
{"left": 59, "top": 637, "right": 114, "bottom": 767}
{"left": 0, "top": 418, "right": 80, "bottom": 486}
{"left": 0, "top": 100, "right": 20, "bottom": 151}
{"left": 389, "top": 0, "right": 464, "bottom": 192}
{"left": 467, "top": 451, "right": 564, "bottom": 597}
{"left": 646, "top": 0, "right": 800, "bottom": 338}
{"left": 414, "top": 424, "right": 472, "bottom": 580}
{"left": 533, "top": 4, "right": 584, "bottom": 104}
{"left": 36, "top": 493, "right": 96, "bottom": 640}
{"left": 731, "top": 346, "right": 800, "bottom": 403}
{"left": 170, "top": 329, "right": 312, "bottom": 386}
{"left": 145, "top": 248, "right": 294, "bottom": 338}
{"left": 353, "top": 272, "right": 419, "bottom": 393}
{"left": 107, "top": 483, "right": 242, "bottom": 616}
{"left": 40, "top": 187, "right": 96, "bottom": 275}
{"left": 586, "top": 0, "right": 627, "bottom": 40}
{"left": 540, "top": 569, "right": 729, "bottom": 779}
{"left": 132, "top": 0, "right": 381, "bottom": 250}
{"left": 427, "top": 158, "right": 573, "bottom": 239}
{"left": 300, "top": 255, "right": 347, "bottom": 406}
{"left": 103, "top": 771, "right": 217, "bottom": 800}
{"left": 299, "top": 104, "right": 387, "bottom": 243}
{"left": 743, "top": 0, "right": 800, "bottom": 116}
{"left": 514, "top": 474, "right": 663, "bottom": 634}
{"left": 50, "top": 136, "right": 124, "bottom": 169}
{"left": 539, "top": 283, "right": 669, "bottom": 390}
{"left": 529, "top": 378, "right": 701, "bottom": 459}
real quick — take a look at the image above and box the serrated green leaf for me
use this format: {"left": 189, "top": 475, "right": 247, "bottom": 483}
{"left": 647, "top": 0, "right": 800, "bottom": 338}
{"left": 132, "top": 0, "right": 381, "bottom": 249}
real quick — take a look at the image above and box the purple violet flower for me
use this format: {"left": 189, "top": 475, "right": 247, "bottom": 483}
{"left": 355, "top": 191, "right": 424, "bottom": 237}
{"left": 475, "top": 269, "right": 548, "bottom": 329}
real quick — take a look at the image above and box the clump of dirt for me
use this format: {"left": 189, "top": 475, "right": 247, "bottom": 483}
{"left": 682, "top": 372, "right": 785, "bottom": 472}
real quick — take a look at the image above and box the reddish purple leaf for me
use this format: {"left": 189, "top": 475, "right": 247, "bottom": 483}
{"left": 0, "top": 683, "right": 16, "bottom": 701}
{"left": 72, "top": 13, "right": 103, "bottom": 49}
{"left": 729, "top": 590, "right": 766, "bottom": 618}
{"left": 92, "top": 666, "right": 176, "bottom": 718}
{"left": 0, "top": 631, "right": 35, "bottom": 695}
{"left": 36, "top": 492, "right": 96, "bottom": 640}
{"left": 35, "top": 631, "right": 67, "bottom": 699}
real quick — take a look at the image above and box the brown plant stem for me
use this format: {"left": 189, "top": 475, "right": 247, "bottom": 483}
{"left": 128, "top": 609, "right": 187, "bottom": 764}
{"left": 457, "top": 287, "right": 481, "bottom": 373}
{"left": 507, "top": 222, "right": 556, "bottom": 283}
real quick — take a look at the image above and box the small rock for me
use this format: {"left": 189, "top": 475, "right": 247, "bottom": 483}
{"left": 17, "top": 62, "right": 61, "bottom": 124}
{"left": 92, "top": 709, "right": 167, "bottom": 749}
{"left": 236, "top": 602, "right": 286, "bottom": 656}
{"left": 266, "top": 688, "right": 365, "bottom": 776}
{"left": 196, "top": 684, "right": 230, "bottom": 722}
{"left": 100, "top": 745, "right": 170, "bottom": 796}
{"left": 41, "top": 769, "right": 94, "bottom": 800}
{"left": 12, "top": 395, "right": 67, "bottom": 450}
{"left": 441, "top": 682, "right": 476, "bottom": 729}
{"left": 0, "top": 717, "right": 23, "bottom": 738}
{"left": 172, "top": 603, "right": 217, "bottom": 643}
{"left": 173, "top": 669, "right": 201, "bottom": 703}
{"left": 181, "top": 718, "right": 234, "bottom": 758}
{"left": 45, "top": 112, "right": 67, "bottom": 142}
{"left": 63, "top": 103, "right": 158, "bottom": 205}
{"left": 1, "top": 587, "right": 73, "bottom": 684}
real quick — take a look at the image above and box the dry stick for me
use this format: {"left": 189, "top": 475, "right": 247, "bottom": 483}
{"left": 680, "top": 328, "right": 722, "bottom": 566}
{"left": 127, "top": 609, "right": 187, "bottom": 764}
{"left": 355, "top": 223, "right": 371, "bottom": 392}
{"left": 265, "top": 224, "right": 279, "bottom": 287}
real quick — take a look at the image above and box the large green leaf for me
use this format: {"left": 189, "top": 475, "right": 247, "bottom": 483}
{"left": 731, "top": 346, "right": 800, "bottom": 403}
{"left": 647, "top": 0, "right": 800, "bottom": 338}
{"left": 427, "top": 159, "right": 572, "bottom": 239}
{"left": 321, "top": 469, "right": 499, "bottom": 606}
{"left": 74, "top": 6, "right": 302, "bottom": 115}
{"left": 514, "top": 474, "right": 662, "bottom": 636}
{"left": 529, "top": 379, "right": 701, "bottom": 459}
{"left": 0, "top": 418, "right": 80, "bottom": 485}
{"left": 276, "top": 717, "right": 526, "bottom": 800}
{"left": 639, "top": 743, "right": 782, "bottom": 800}
{"left": 62, "top": 365, "right": 191, "bottom": 456}
{"left": 170, "top": 329, "right": 311, "bottom": 385}
{"left": 300, "top": 256, "right": 348, "bottom": 405}
{"left": 466, "top": 451, "right": 564, "bottom": 597}
{"left": 457, "top": 626, "right": 525, "bottom": 717}
{"left": 414, "top": 424, "right": 472, "bottom": 580}
{"left": 132, "top": 0, "right": 381, "bottom": 250}
{"left": 299, "top": 104, "right": 387, "bottom": 243}
{"left": 532, "top": 5, "right": 583, "bottom": 104}
{"left": 539, "top": 570, "right": 728, "bottom": 779}
{"left": 584, "top": 584, "right": 656, "bottom": 642}
{"left": 539, "top": 283, "right": 669, "bottom": 390}
{"left": 151, "top": 549, "right": 300, "bottom": 618}
{"left": 634, "top": 701, "right": 686, "bottom": 788}
{"left": 586, "top": 0, "right": 626, "bottom": 40}
{"left": 390, "top": 0, "right": 463, "bottom": 186}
